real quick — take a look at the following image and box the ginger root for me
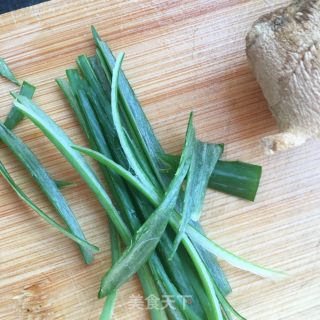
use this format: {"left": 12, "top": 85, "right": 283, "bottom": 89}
{"left": 246, "top": 0, "right": 320, "bottom": 154}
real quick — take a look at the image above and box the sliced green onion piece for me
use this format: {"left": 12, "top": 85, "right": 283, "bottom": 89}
{"left": 171, "top": 141, "right": 222, "bottom": 257}
{"left": 12, "top": 93, "right": 130, "bottom": 242}
{"left": 0, "top": 161, "right": 99, "bottom": 253}
{"left": 4, "top": 81, "right": 36, "bottom": 129}
{"left": 185, "top": 224, "right": 287, "bottom": 280}
{"left": 0, "top": 57, "right": 20, "bottom": 85}
{"left": 0, "top": 122, "right": 94, "bottom": 264}
{"left": 98, "top": 54, "right": 195, "bottom": 297}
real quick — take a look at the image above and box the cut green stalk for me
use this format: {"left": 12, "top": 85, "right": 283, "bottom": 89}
{"left": 75, "top": 144, "right": 285, "bottom": 280}
{"left": 161, "top": 154, "right": 262, "bottom": 202}
{"left": 182, "top": 235, "right": 223, "bottom": 320}
{"left": 76, "top": 47, "right": 222, "bottom": 316}
{"left": 92, "top": 28, "right": 232, "bottom": 298}
{"left": 110, "top": 52, "right": 156, "bottom": 192}
{"left": 213, "top": 281, "right": 246, "bottom": 320}
{"left": 66, "top": 58, "right": 208, "bottom": 316}
{"left": 92, "top": 27, "right": 167, "bottom": 190}
{"left": 59, "top": 73, "right": 169, "bottom": 319}
{"left": 210, "top": 161, "right": 262, "bottom": 201}
{"left": 12, "top": 93, "right": 131, "bottom": 241}
{"left": 148, "top": 254, "right": 202, "bottom": 320}
{"left": 76, "top": 54, "right": 158, "bottom": 188}
{"left": 99, "top": 222, "right": 121, "bottom": 320}
{"left": 70, "top": 57, "right": 205, "bottom": 316}
{"left": 13, "top": 94, "right": 167, "bottom": 320}
{"left": 0, "top": 57, "right": 20, "bottom": 85}
{"left": 4, "top": 81, "right": 36, "bottom": 130}
{"left": 171, "top": 141, "right": 223, "bottom": 257}
{"left": 0, "top": 122, "right": 94, "bottom": 264}
{"left": 98, "top": 111, "right": 195, "bottom": 298}
{"left": 0, "top": 161, "right": 99, "bottom": 253}
{"left": 189, "top": 221, "right": 232, "bottom": 297}
{"left": 64, "top": 64, "right": 208, "bottom": 315}
{"left": 184, "top": 224, "right": 287, "bottom": 280}
{"left": 56, "top": 77, "right": 93, "bottom": 146}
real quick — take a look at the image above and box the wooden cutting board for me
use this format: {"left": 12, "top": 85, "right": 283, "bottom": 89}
{"left": 0, "top": 0, "right": 319, "bottom": 319}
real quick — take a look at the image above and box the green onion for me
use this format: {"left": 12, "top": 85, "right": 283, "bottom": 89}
{"left": 99, "top": 222, "right": 121, "bottom": 320}
{"left": 0, "top": 161, "right": 99, "bottom": 253}
{"left": 98, "top": 109, "right": 195, "bottom": 297}
{"left": 12, "top": 93, "right": 167, "bottom": 320}
{"left": 160, "top": 154, "right": 262, "bottom": 202}
{"left": 184, "top": 224, "right": 287, "bottom": 280}
{"left": 171, "top": 141, "right": 223, "bottom": 257}
{"left": 12, "top": 93, "right": 130, "bottom": 241}
{"left": 91, "top": 31, "right": 233, "bottom": 303}
{"left": 59, "top": 73, "right": 171, "bottom": 319}
{"left": 110, "top": 52, "right": 158, "bottom": 193}
{"left": 0, "top": 122, "right": 95, "bottom": 264}
{"left": 74, "top": 144, "right": 285, "bottom": 280}
{"left": 210, "top": 161, "right": 262, "bottom": 201}
{"left": 0, "top": 57, "right": 20, "bottom": 85}
{"left": 4, "top": 81, "right": 36, "bottom": 129}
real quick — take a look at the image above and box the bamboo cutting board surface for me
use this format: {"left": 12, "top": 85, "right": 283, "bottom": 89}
{"left": 0, "top": 0, "right": 319, "bottom": 319}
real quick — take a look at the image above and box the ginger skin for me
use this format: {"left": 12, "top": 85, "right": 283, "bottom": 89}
{"left": 246, "top": 0, "right": 320, "bottom": 154}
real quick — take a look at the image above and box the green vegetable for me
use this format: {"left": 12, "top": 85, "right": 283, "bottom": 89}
{"left": 0, "top": 122, "right": 95, "bottom": 264}
{"left": 4, "top": 81, "right": 36, "bottom": 129}
{"left": 161, "top": 154, "right": 262, "bottom": 202}
{"left": 110, "top": 52, "right": 158, "bottom": 193}
{"left": 210, "top": 161, "right": 262, "bottom": 201}
{"left": 0, "top": 57, "right": 20, "bottom": 85}
{"left": 12, "top": 93, "right": 167, "bottom": 320}
{"left": 0, "top": 161, "right": 99, "bottom": 253}
{"left": 92, "top": 26, "right": 166, "bottom": 191}
{"left": 3, "top": 26, "right": 281, "bottom": 319}
{"left": 99, "top": 222, "right": 121, "bottom": 320}
{"left": 184, "top": 224, "right": 286, "bottom": 280}
{"left": 171, "top": 141, "right": 223, "bottom": 257}
{"left": 91, "top": 30, "right": 234, "bottom": 303}
{"left": 12, "top": 93, "right": 130, "bottom": 240}
{"left": 58, "top": 73, "right": 170, "bottom": 319}
{"left": 75, "top": 144, "right": 284, "bottom": 280}
{"left": 98, "top": 107, "right": 195, "bottom": 297}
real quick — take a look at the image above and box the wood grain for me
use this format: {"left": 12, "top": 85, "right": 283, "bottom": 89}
{"left": 0, "top": 0, "right": 319, "bottom": 319}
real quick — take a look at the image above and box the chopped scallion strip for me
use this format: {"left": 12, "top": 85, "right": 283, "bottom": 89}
{"left": 0, "top": 57, "right": 20, "bottom": 85}
{"left": 0, "top": 161, "right": 99, "bottom": 253}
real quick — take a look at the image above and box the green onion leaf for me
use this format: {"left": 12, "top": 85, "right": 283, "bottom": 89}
{"left": 98, "top": 112, "right": 195, "bottom": 298}
{"left": 59, "top": 71, "right": 168, "bottom": 320}
{"left": 185, "top": 223, "right": 287, "bottom": 280}
{"left": 0, "top": 161, "right": 100, "bottom": 253}
{"left": 99, "top": 222, "right": 121, "bottom": 320}
{"left": 0, "top": 122, "right": 95, "bottom": 264}
{"left": 91, "top": 28, "right": 233, "bottom": 303}
{"left": 92, "top": 27, "right": 167, "bottom": 190}
{"left": 161, "top": 154, "right": 262, "bottom": 202}
{"left": 110, "top": 52, "right": 156, "bottom": 192}
{"left": 12, "top": 93, "right": 131, "bottom": 242}
{"left": 170, "top": 141, "right": 223, "bottom": 257}
{"left": 4, "top": 81, "right": 36, "bottom": 130}
{"left": 209, "top": 161, "right": 262, "bottom": 202}
{"left": 74, "top": 144, "right": 285, "bottom": 280}
{"left": 0, "top": 57, "right": 20, "bottom": 85}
